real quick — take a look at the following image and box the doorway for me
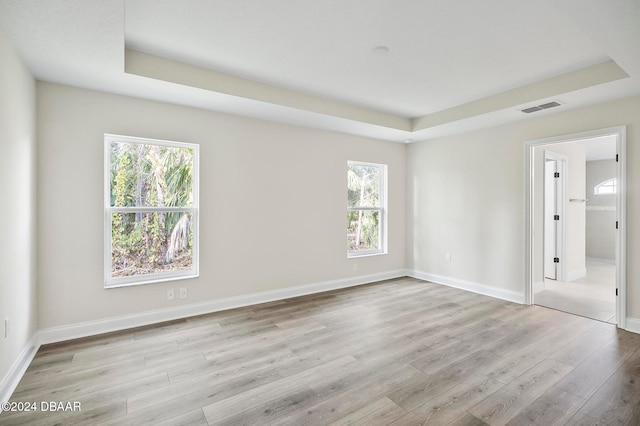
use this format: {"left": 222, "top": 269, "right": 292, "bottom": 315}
{"left": 525, "top": 126, "right": 626, "bottom": 327}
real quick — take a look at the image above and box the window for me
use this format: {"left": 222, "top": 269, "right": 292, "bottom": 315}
{"left": 105, "top": 135, "right": 199, "bottom": 288}
{"left": 347, "top": 161, "right": 387, "bottom": 257}
{"left": 594, "top": 178, "right": 616, "bottom": 195}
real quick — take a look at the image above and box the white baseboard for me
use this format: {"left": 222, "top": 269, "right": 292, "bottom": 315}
{"left": 566, "top": 267, "right": 587, "bottom": 282}
{"left": 37, "top": 269, "right": 406, "bottom": 345}
{"left": 534, "top": 281, "right": 545, "bottom": 293}
{"left": 407, "top": 270, "right": 524, "bottom": 304}
{"left": 0, "top": 333, "right": 40, "bottom": 408}
{"left": 586, "top": 257, "right": 616, "bottom": 265}
{"left": 624, "top": 317, "right": 640, "bottom": 334}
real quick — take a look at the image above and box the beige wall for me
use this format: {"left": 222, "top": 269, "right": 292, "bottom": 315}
{"left": 407, "top": 95, "right": 640, "bottom": 316}
{"left": 0, "top": 31, "right": 37, "bottom": 383}
{"left": 36, "top": 82, "right": 406, "bottom": 329}
{"left": 407, "top": 123, "right": 524, "bottom": 294}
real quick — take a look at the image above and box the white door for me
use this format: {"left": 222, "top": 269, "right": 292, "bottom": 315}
{"left": 544, "top": 160, "right": 558, "bottom": 280}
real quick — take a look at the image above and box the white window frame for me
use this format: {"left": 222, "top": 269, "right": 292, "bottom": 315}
{"left": 104, "top": 134, "right": 199, "bottom": 288}
{"left": 594, "top": 178, "right": 616, "bottom": 195}
{"left": 347, "top": 160, "right": 387, "bottom": 258}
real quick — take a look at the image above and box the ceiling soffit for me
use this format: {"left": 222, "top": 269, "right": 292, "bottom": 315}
{"left": 125, "top": 49, "right": 629, "bottom": 133}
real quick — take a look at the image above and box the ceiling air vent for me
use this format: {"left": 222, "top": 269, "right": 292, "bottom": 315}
{"left": 521, "top": 101, "right": 562, "bottom": 114}
{"left": 539, "top": 101, "right": 561, "bottom": 109}
{"left": 521, "top": 106, "right": 542, "bottom": 113}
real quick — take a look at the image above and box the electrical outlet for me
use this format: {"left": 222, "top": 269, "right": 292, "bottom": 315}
{"left": 167, "top": 289, "right": 175, "bottom": 300}
{"left": 179, "top": 287, "right": 188, "bottom": 299}
{"left": 4, "top": 318, "right": 10, "bottom": 338}
{"left": 446, "top": 252, "right": 452, "bottom": 262}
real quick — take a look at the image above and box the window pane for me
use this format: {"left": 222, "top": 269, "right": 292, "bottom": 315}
{"left": 594, "top": 178, "right": 616, "bottom": 195}
{"left": 109, "top": 141, "right": 194, "bottom": 207}
{"left": 348, "top": 163, "right": 381, "bottom": 207}
{"left": 599, "top": 185, "right": 615, "bottom": 194}
{"left": 347, "top": 210, "right": 380, "bottom": 252}
{"left": 111, "top": 211, "right": 193, "bottom": 278}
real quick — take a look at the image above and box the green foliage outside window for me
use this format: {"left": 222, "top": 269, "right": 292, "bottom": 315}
{"left": 109, "top": 141, "right": 194, "bottom": 278}
{"left": 347, "top": 163, "right": 382, "bottom": 253}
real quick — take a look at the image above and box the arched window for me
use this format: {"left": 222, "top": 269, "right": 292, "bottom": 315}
{"left": 594, "top": 178, "right": 616, "bottom": 195}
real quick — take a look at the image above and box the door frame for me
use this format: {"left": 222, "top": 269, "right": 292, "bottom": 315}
{"left": 543, "top": 151, "right": 568, "bottom": 283}
{"left": 524, "top": 126, "right": 627, "bottom": 328}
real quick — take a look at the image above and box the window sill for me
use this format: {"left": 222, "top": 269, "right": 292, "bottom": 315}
{"left": 347, "top": 251, "right": 387, "bottom": 259}
{"left": 105, "top": 272, "right": 198, "bottom": 289}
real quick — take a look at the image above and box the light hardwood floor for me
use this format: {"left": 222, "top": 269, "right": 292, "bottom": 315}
{"left": 2, "top": 277, "right": 640, "bottom": 425}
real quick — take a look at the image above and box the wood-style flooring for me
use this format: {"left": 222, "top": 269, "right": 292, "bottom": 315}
{"left": 2, "top": 277, "right": 640, "bottom": 425}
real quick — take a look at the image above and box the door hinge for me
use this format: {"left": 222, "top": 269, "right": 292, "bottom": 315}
{"left": 616, "top": 288, "right": 618, "bottom": 296}
{"left": 616, "top": 154, "right": 619, "bottom": 162}
{"left": 554, "top": 172, "right": 560, "bottom": 178}
{"left": 616, "top": 221, "right": 619, "bottom": 229}
{"left": 554, "top": 257, "right": 560, "bottom": 263}
{"left": 554, "top": 215, "right": 560, "bottom": 221}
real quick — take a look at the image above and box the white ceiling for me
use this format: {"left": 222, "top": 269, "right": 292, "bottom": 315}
{"left": 1, "top": 0, "right": 639, "bottom": 143}
{"left": 581, "top": 135, "right": 617, "bottom": 161}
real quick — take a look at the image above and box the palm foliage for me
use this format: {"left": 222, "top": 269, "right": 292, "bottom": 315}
{"left": 109, "top": 141, "right": 194, "bottom": 277}
{"left": 347, "top": 163, "right": 381, "bottom": 252}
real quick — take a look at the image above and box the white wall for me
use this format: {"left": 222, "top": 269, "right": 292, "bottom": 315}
{"left": 36, "top": 82, "right": 406, "bottom": 329}
{"left": 407, "top": 95, "right": 640, "bottom": 317}
{"left": 0, "top": 31, "right": 37, "bottom": 386}
{"left": 586, "top": 160, "right": 616, "bottom": 260}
